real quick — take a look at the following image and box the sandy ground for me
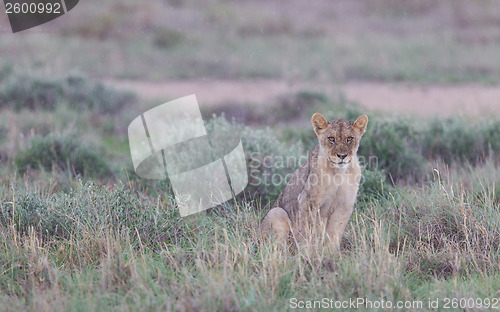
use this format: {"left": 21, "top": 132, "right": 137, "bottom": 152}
{"left": 111, "top": 79, "right": 500, "bottom": 117}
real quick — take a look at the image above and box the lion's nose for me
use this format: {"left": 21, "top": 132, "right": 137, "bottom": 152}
{"left": 337, "top": 154, "right": 347, "bottom": 160}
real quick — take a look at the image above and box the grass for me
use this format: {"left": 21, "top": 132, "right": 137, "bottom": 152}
{"left": 0, "top": 163, "right": 498, "bottom": 310}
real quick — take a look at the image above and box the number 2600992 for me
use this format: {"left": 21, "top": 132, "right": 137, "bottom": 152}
{"left": 5, "top": 2, "right": 61, "bottom": 14}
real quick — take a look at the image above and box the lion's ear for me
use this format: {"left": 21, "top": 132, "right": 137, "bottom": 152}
{"left": 354, "top": 115, "right": 368, "bottom": 134}
{"left": 312, "top": 113, "right": 328, "bottom": 135}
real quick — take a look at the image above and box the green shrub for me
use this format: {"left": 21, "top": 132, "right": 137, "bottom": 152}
{"left": 15, "top": 133, "right": 112, "bottom": 179}
{"left": 275, "top": 90, "right": 329, "bottom": 122}
{"left": 279, "top": 127, "right": 317, "bottom": 150}
{"left": 281, "top": 96, "right": 425, "bottom": 183}
{"left": 0, "top": 182, "right": 179, "bottom": 243}
{"left": 153, "top": 27, "right": 185, "bottom": 49}
{"left": 0, "top": 124, "right": 7, "bottom": 144}
{"left": 62, "top": 74, "right": 136, "bottom": 113}
{"left": 243, "top": 128, "right": 305, "bottom": 204}
{"left": 422, "top": 118, "right": 481, "bottom": 164}
{"left": 0, "top": 192, "right": 70, "bottom": 239}
{"left": 481, "top": 119, "right": 500, "bottom": 156}
{"left": 420, "top": 117, "right": 500, "bottom": 165}
{"left": 358, "top": 117, "right": 427, "bottom": 182}
{"left": 205, "top": 116, "right": 305, "bottom": 204}
{"left": 0, "top": 75, "right": 62, "bottom": 111}
{"left": 358, "top": 168, "right": 391, "bottom": 202}
{"left": 0, "top": 73, "right": 136, "bottom": 113}
{"left": 0, "top": 63, "right": 13, "bottom": 82}
{"left": 357, "top": 115, "right": 500, "bottom": 182}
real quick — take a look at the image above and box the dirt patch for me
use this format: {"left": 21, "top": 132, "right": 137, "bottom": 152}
{"left": 341, "top": 83, "right": 500, "bottom": 118}
{"left": 110, "top": 79, "right": 500, "bottom": 118}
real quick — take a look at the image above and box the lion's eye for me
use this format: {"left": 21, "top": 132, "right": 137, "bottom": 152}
{"left": 328, "top": 137, "right": 335, "bottom": 143}
{"left": 346, "top": 137, "right": 353, "bottom": 143}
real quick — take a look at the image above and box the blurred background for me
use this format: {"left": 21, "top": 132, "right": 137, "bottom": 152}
{"left": 2, "top": 0, "right": 500, "bottom": 111}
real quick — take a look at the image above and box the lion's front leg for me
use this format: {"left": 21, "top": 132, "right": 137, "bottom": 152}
{"left": 296, "top": 189, "right": 327, "bottom": 244}
{"left": 326, "top": 188, "right": 357, "bottom": 251}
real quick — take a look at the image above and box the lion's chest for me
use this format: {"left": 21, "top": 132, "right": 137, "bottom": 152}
{"left": 317, "top": 188, "right": 341, "bottom": 218}
{"left": 315, "top": 171, "right": 359, "bottom": 218}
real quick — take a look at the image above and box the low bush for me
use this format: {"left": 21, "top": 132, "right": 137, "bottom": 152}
{"left": 0, "top": 182, "right": 178, "bottom": 243}
{"left": 422, "top": 117, "right": 500, "bottom": 165}
{"left": 0, "top": 75, "right": 62, "bottom": 111}
{"left": 62, "top": 74, "right": 136, "bottom": 113}
{"left": 15, "top": 133, "right": 112, "bottom": 179}
{"left": 153, "top": 27, "right": 185, "bottom": 49}
{"left": 205, "top": 116, "right": 305, "bottom": 204}
{"left": 0, "top": 124, "right": 7, "bottom": 144}
{"left": 0, "top": 63, "right": 13, "bottom": 82}
{"left": 0, "top": 73, "right": 136, "bottom": 113}
{"left": 0, "top": 191, "right": 69, "bottom": 239}
{"left": 359, "top": 117, "right": 427, "bottom": 182}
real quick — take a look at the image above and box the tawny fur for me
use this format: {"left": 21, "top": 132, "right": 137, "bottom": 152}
{"left": 261, "top": 113, "right": 368, "bottom": 251}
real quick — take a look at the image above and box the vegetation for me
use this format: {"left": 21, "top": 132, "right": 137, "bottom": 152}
{"left": 0, "top": 73, "right": 136, "bottom": 113}
{"left": 15, "top": 133, "right": 112, "bottom": 180}
{"left": 1, "top": 85, "right": 499, "bottom": 309}
{"left": 0, "top": 163, "right": 498, "bottom": 310}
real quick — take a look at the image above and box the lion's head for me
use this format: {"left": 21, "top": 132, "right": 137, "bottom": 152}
{"left": 311, "top": 113, "right": 368, "bottom": 169}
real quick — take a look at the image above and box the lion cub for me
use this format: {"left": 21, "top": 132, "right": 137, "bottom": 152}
{"left": 261, "top": 113, "right": 368, "bottom": 251}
